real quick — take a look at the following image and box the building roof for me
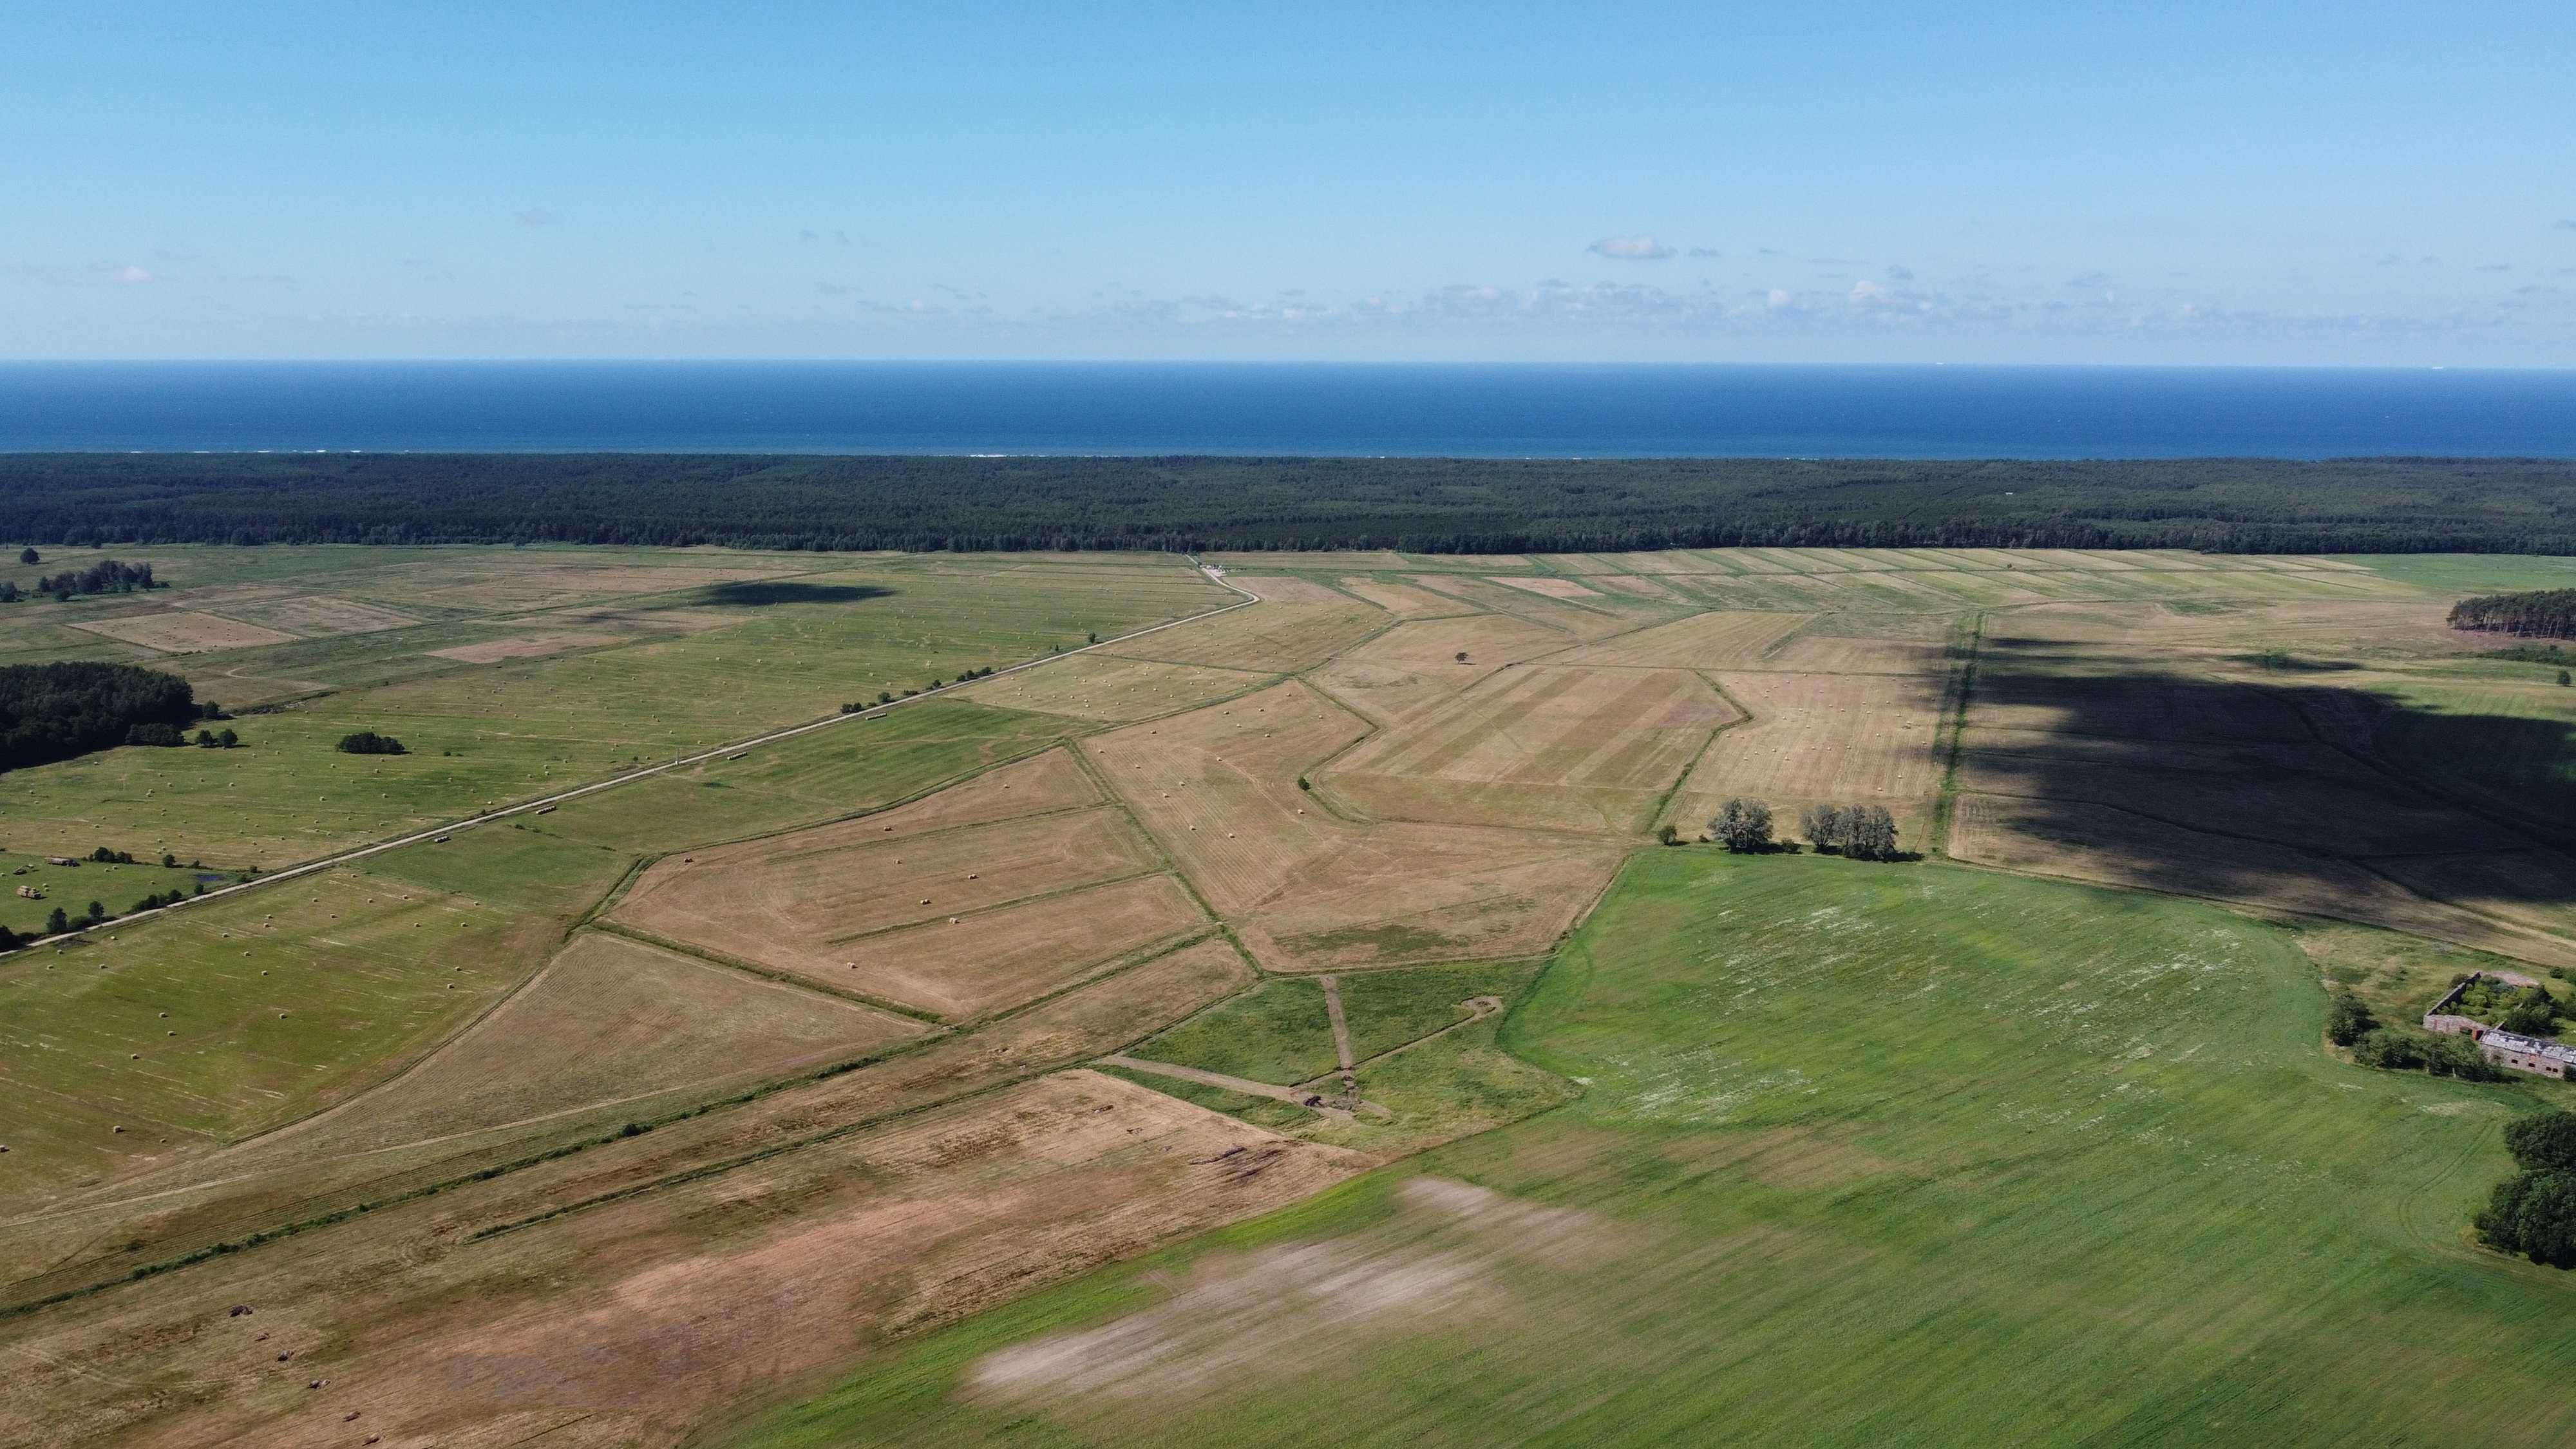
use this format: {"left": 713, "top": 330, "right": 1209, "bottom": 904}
{"left": 2477, "top": 1030, "right": 2576, "bottom": 1065}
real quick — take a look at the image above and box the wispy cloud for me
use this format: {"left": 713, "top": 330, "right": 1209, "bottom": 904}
{"left": 2557, "top": 219, "right": 2576, "bottom": 231}
{"left": 1687, "top": 246, "right": 1723, "bottom": 258}
{"left": 1587, "top": 234, "right": 1674, "bottom": 261}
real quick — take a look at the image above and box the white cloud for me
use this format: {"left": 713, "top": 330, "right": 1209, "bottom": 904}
{"left": 1588, "top": 234, "right": 1674, "bottom": 261}
{"left": 112, "top": 264, "right": 153, "bottom": 285}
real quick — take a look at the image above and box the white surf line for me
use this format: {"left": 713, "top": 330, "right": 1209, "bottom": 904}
{"left": 1, "top": 557, "right": 1262, "bottom": 960}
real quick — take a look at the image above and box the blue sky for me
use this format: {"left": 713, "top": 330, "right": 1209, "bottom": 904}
{"left": 6, "top": 1, "right": 2573, "bottom": 363}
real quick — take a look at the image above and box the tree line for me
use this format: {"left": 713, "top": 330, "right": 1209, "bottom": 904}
{"left": 8, "top": 454, "right": 2576, "bottom": 556}
{"left": 1686, "top": 797, "right": 1905, "bottom": 860}
{"left": 2449, "top": 588, "right": 2576, "bottom": 639}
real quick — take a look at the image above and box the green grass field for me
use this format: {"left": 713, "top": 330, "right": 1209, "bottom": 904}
{"left": 0, "top": 545, "right": 1227, "bottom": 867}
{"left": 732, "top": 851, "right": 2576, "bottom": 1447}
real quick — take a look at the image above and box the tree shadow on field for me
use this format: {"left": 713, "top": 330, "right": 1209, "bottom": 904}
{"left": 695, "top": 580, "right": 896, "bottom": 607}
{"left": 1955, "top": 628, "right": 2576, "bottom": 935}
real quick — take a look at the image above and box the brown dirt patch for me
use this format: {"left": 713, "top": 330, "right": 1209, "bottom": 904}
{"left": 65, "top": 611, "right": 299, "bottom": 654}
{"left": 612, "top": 806, "right": 1161, "bottom": 981}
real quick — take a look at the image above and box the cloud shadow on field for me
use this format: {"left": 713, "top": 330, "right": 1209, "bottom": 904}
{"left": 694, "top": 580, "right": 896, "bottom": 607}
{"left": 1953, "top": 632, "right": 2576, "bottom": 944}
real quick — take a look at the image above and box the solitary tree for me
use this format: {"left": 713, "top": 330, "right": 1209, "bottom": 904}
{"left": 44, "top": 906, "right": 69, "bottom": 935}
{"left": 216, "top": 727, "right": 239, "bottom": 748}
{"left": 2559, "top": 670, "right": 2571, "bottom": 687}
{"left": 1709, "top": 797, "right": 1774, "bottom": 852}
{"left": 17, "top": 547, "right": 36, "bottom": 565}
{"left": 2325, "top": 992, "right": 2378, "bottom": 1046}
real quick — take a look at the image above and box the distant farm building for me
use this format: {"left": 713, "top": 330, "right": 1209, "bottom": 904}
{"left": 2423, "top": 974, "right": 2575, "bottom": 1079}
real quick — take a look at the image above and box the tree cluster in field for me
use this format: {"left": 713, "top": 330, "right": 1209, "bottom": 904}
{"left": 2449, "top": 589, "right": 2576, "bottom": 639}
{"left": 2476, "top": 1110, "right": 2576, "bottom": 1269}
{"left": 335, "top": 730, "right": 407, "bottom": 755}
{"left": 1, "top": 662, "right": 204, "bottom": 773}
{"left": 0, "top": 557, "right": 161, "bottom": 604}
{"left": 1801, "top": 804, "right": 1903, "bottom": 860}
{"left": 10, "top": 454, "right": 2576, "bottom": 556}
{"left": 1707, "top": 798, "right": 1776, "bottom": 851}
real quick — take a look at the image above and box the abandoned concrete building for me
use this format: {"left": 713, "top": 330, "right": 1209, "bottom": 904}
{"left": 2422, "top": 974, "right": 2576, "bottom": 1080}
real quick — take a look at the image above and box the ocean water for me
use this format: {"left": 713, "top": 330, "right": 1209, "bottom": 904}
{"left": 1, "top": 361, "right": 2571, "bottom": 457}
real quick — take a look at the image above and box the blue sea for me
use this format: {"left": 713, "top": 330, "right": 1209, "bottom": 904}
{"left": 1, "top": 361, "right": 2571, "bottom": 458}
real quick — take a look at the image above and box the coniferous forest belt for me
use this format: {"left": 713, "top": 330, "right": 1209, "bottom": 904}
{"left": 6, "top": 454, "right": 2576, "bottom": 555}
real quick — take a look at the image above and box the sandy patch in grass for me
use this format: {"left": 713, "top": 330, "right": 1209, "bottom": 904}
{"left": 66, "top": 611, "right": 299, "bottom": 654}
{"left": 967, "top": 1175, "right": 1613, "bottom": 1409}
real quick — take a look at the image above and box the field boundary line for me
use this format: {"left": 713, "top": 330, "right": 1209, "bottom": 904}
{"left": 0, "top": 560, "right": 1260, "bottom": 963}
{"left": 1647, "top": 670, "right": 1754, "bottom": 838}
{"left": 1927, "top": 611, "right": 1984, "bottom": 856}
{"left": 585, "top": 920, "right": 948, "bottom": 1023}
{"left": 815, "top": 866, "right": 1180, "bottom": 948}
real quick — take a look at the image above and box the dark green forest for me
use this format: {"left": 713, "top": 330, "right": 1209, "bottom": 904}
{"left": 2450, "top": 589, "right": 2576, "bottom": 638}
{"left": 5, "top": 454, "right": 2576, "bottom": 555}
{"left": 0, "top": 662, "right": 202, "bottom": 773}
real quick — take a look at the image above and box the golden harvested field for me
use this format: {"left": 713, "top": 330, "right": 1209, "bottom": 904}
{"left": 66, "top": 610, "right": 299, "bottom": 653}
{"left": 785, "top": 873, "right": 1208, "bottom": 1018}
{"left": 198, "top": 932, "right": 922, "bottom": 1164}
{"left": 426, "top": 629, "right": 620, "bottom": 662}
{"left": 1083, "top": 680, "right": 1372, "bottom": 915}
{"left": 1492, "top": 574, "right": 1603, "bottom": 599}
{"left": 1564, "top": 609, "right": 1812, "bottom": 668}
{"left": 1670, "top": 668, "right": 1946, "bottom": 840}
{"left": 1311, "top": 613, "right": 1570, "bottom": 726}
{"left": 1086, "top": 679, "right": 1627, "bottom": 966}
{"left": 1336, "top": 576, "right": 1473, "bottom": 616}
{"left": 611, "top": 806, "right": 1163, "bottom": 987}
{"left": 202, "top": 594, "right": 424, "bottom": 636}
{"left": 967, "top": 652, "right": 1268, "bottom": 721}
{"left": 1325, "top": 665, "right": 1738, "bottom": 832}
{"left": 821, "top": 746, "right": 1103, "bottom": 839}
{"left": 1101, "top": 574, "right": 1385, "bottom": 670}
{"left": 1404, "top": 574, "right": 1644, "bottom": 638}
